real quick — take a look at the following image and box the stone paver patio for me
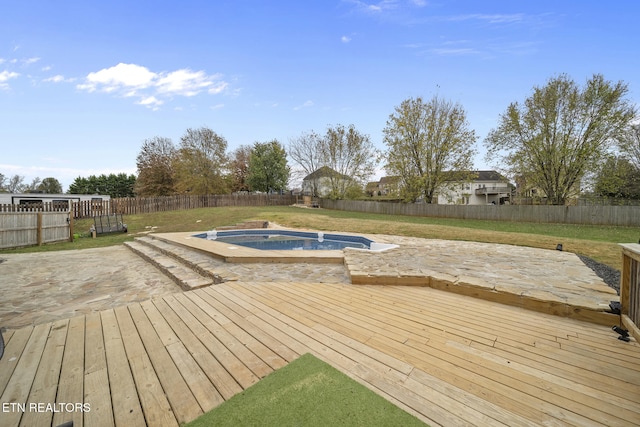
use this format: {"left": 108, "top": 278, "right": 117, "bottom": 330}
{"left": 0, "top": 232, "right": 619, "bottom": 329}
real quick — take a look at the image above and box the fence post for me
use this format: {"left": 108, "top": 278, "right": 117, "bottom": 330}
{"left": 37, "top": 212, "right": 43, "bottom": 246}
{"left": 620, "top": 244, "right": 640, "bottom": 344}
{"left": 68, "top": 211, "right": 74, "bottom": 242}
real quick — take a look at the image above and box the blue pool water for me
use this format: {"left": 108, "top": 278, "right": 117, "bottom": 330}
{"left": 193, "top": 230, "right": 373, "bottom": 251}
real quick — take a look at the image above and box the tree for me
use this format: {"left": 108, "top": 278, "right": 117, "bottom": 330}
{"left": 5, "top": 175, "right": 26, "bottom": 193}
{"left": 289, "top": 125, "right": 379, "bottom": 199}
{"left": 247, "top": 140, "right": 290, "bottom": 193}
{"left": 288, "top": 130, "right": 324, "bottom": 188}
{"left": 383, "top": 96, "right": 477, "bottom": 203}
{"left": 68, "top": 174, "right": 136, "bottom": 197}
{"left": 618, "top": 124, "right": 640, "bottom": 168}
{"left": 173, "top": 127, "right": 229, "bottom": 195}
{"left": 38, "top": 177, "right": 63, "bottom": 193}
{"left": 485, "top": 74, "right": 636, "bottom": 205}
{"left": 24, "top": 177, "right": 42, "bottom": 192}
{"left": 229, "top": 145, "right": 252, "bottom": 193}
{"left": 135, "top": 136, "right": 176, "bottom": 196}
{"left": 323, "top": 124, "right": 378, "bottom": 199}
{"left": 593, "top": 155, "right": 640, "bottom": 200}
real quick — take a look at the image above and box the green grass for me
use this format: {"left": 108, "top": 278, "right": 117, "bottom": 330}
{"left": 183, "top": 353, "right": 427, "bottom": 427}
{"left": 2, "top": 205, "right": 638, "bottom": 269}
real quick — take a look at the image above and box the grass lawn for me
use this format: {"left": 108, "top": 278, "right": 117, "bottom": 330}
{"left": 183, "top": 353, "right": 427, "bottom": 427}
{"left": 2, "top": 205, "right": 637, "bottom": 270}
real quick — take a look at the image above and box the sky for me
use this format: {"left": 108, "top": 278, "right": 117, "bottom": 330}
{"left": 1, "top": 0, "right": 639, "bottom": 191}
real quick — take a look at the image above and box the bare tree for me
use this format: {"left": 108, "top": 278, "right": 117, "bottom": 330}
{"left": 6, "top": 175, "right": 26, "bottom": 193}
{"left": 323, "top": 124, "right": 378, "bottom": 199}
{"left": 288, "top": 130, "right": 324, "bottom": 187}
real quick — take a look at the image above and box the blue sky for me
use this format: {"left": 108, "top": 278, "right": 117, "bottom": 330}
{"left": 1, "top": 0, "right": 639, "bottom": 191}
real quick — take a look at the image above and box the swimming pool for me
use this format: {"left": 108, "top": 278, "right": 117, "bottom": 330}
{"left": 192, "top": 229, "right": 396, "bottom": 252}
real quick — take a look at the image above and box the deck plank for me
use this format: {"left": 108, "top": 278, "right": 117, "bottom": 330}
{"left": 0, "top": 326, "right": 33, "bottom": 397}
{"left": 199, "top": 287, "right": 298, "bottom": 364}
{"left": 165, "top": 341, "right": 223, "bottom": 411}
{"left": 100, "top": 309, "right": 146, "bottom": 427}
{"left": 83, "top": 313, "right": 115, "bottom": 427}
{"left": 151, "top": 297, "right": 240, "bottom": 400}
{"left": 21, "top": 318, "right": 69, "bottom": 427}
{"left": 162, "top": 294, "right": 259, "bottom": 389}
{"left": 235, "top": 282, "right": 640, "bottom": 427}
{"left": 185, "top": 290, "right": 289, "bottom": 371}
{"left": 216, "top": 283, "right": 464, "bottom": 426}
{"left": 172, "top": 292, "right": 273, "bottom": 379}
{"left": 127, "top": 303, "right": 202, "bottom": 424}
{"left": 238, "top": 282, "right": 552, "bottom": 423}
{"left": 2, "top": 279, "right": 640, "bottom": 427}
{"left": 0, "top": 323, "right": 50, "bottom": 427}
{"left": 53, "top": 316, "right": 86, "bottom": 427}
{"left": 114, "top": 305, "right": 177, "bottom": 427}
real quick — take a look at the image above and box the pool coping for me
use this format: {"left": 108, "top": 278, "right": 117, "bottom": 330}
{"left": 151, "top": 230, "right": 366, "bottom": 263}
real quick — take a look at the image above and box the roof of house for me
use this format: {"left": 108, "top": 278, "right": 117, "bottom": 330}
{"left": 379, "top": 176, "right": 400, "bottom": 185}
{"left": 475, "top": 170, "right": 509, "bottom": 181}
{"left": 440, "top": 170, "right": 510, "bottom": 183}
{"left": 303, "top": 166, "right": 350, "bottom": 181}
{"left": 374, "top": 171, "right": 509, "bottom": 184}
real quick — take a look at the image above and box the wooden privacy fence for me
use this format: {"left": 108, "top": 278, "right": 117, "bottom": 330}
{"left": 109, "top": 194, "right": 296, "bottom": 215}
{"left": 0, "top": 194, "right": 296, "bottom": 219}
{"left": 0, "top": 201, "right": 109, "bottom": 218}
{"left": 320, "top": 199, "right": 640, "bottom": 227}
{"left": 0, "top": 212, "right": 72, "bottom": 249}
{"left": 620, "top": 244, "right": 640, "bottom": 343}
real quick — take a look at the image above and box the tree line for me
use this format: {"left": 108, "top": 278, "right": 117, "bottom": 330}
{"left": 3, "top": 73, "right": 638, "bottom": 205}
{"left": 0, "top": 174, "right": 63, "bottom": 194}
{"left": 107, "top": 72, "right": 640, "bottom": 205}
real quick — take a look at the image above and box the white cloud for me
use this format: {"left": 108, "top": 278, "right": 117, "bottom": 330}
{"left": 0, "top": 70, "right": 19, "bottom": 82}
{"left": 430, "top": 47, "right": 480, "bottom": 56}
{"left": 341, "top": 35, "right": 352, "bottom": 43}
{"left": 346, "top": 0, "right": 399, "bottom": 14}
{"left": 43, "top": 74, "right": 66, "bottom": 83}
{"left": 77, "top": 63, "right": 229, "bottom": 109}
{"left": 0, "top": 70, "right": 20, "bottom": 90}
{"left": 293, "top": 100, "right": 314, "bottom": 110}
{"left": 137, "top": 96, "right": 163, "bottom": 110}
{"left": 78, "top": 63, "right": 157, "bottom": 93}
{"left": 24, "top": 57, "right": 40, "bottom": 65}
{"left": 446, "top": 14, "right": 525, "bottom": 24}
{"left": 157, "top": 69, "right": 208, "bottom": 96}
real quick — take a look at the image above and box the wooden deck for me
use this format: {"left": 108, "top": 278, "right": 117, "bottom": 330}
{"left": 1, "top": 281, "right": 639, "bottom": 427}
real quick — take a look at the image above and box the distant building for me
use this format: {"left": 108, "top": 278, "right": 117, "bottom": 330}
{"left": 302, "top": 166, "right": 353, "bottom": 198}
{"left": 367, "top": 171, "right": 513, "bottom": 204}
{"left": 436, "top": 170, "right": 513, "bottom": 205}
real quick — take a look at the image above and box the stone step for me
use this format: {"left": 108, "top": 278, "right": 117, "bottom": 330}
{"left": 124, "top": 241, "right": 214, "bottom": 291}
{"left": 134, "top": 236, "right": 224, "bottom": 283}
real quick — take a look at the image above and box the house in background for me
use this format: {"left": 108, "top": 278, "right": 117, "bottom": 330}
{"left": 366, "top": 176, "right": 401, "bottom": 197}
{"left": 302, "top": 166, "right": 353, "bottom": 198}
{"left": 436, "top": 170, "right": 513, "bottom": 205}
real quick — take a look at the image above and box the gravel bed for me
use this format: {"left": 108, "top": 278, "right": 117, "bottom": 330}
{"left": 577, "top": 254, "right": 620, "bottom": 294}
